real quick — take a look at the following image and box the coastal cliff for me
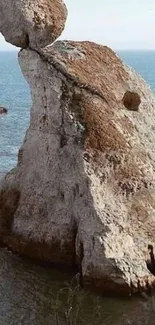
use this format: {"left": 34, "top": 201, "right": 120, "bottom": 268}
{"left": 0, "top": 0, "right": 155, "bottom": 295}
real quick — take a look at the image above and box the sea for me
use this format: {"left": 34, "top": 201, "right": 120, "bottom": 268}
{"left": 0, "top": 50, "right": 155, "bottom": 324}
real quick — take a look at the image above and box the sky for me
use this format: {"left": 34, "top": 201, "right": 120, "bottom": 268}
{"left": 0, "top": 0, "right": 155, "bottom": 51}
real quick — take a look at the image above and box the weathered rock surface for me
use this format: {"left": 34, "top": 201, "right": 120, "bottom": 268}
{"left": 0, "top": 0, "right": 67, "bottom": 49}
{"left": 1, "top": 40, "right": 155, "bottom": 294}
{"left": 0, "top": 106, "right": 8, "bottom": 114}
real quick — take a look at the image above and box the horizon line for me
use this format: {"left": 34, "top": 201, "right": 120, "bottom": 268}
{"left": 0, "top": 48, "right": 155, "bottom": 52}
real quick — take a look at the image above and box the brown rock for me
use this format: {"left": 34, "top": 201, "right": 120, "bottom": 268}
{"left": 123, "top": 91, "right": 141, "bottom": 111}
{"left": 1, "top": 41, "right": 155, "bottom": 295}
{"left": 0, "top": 106, "right": 8, "bottom": 114}
{"left": 0, "top": 0, "right": 67, "bottom": 49}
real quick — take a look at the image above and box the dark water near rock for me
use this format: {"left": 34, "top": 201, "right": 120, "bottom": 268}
{"left": 0, "top": 50, "right": 155, "bottom": 324}
{"left": 0, "top": 248, "right": 155, "bottom": 325}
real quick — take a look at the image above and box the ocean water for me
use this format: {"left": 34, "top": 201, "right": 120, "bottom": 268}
{"left": 0, "top": 50, "right": 155, "bottom": 174}
{"left": 0, "top": 51, "right": 31, "bottom": 175}
{"left": 119, "top": 50, "right": 155, "bottom": 90}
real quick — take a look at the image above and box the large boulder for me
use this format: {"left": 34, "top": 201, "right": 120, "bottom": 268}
{"left": 1, "top": 41, "right": 155, "bottom": 294}
{"left": 0, "top": 0, "right": 67, "bottom": 49}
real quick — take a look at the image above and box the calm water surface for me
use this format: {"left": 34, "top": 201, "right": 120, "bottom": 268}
{"left": 0, "top": 248, "right": 154, "bottom": 325}
{"left": 0, "top": 50, "right": 155, "bottom": 324}
{"left": 0, "top": 51, "right": 30, "bottom": 174}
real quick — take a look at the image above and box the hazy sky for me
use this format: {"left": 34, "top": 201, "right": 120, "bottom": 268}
{"left": 0, "top": 0, "right": 155, "bottom": 51}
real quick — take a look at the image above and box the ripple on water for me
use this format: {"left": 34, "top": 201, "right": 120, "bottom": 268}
{"left": 0, "top": 51, "right": 30, "bottom": 174}
{"left": 0, "top": 248, "right": 154, "bottom": 325}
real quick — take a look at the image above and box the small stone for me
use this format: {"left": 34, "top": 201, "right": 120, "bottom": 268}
{"left": 123, "top": 90, "right": 141, "bottom": 111}
{"left": 0, "top": 106, "right": 8, "bottom": 114}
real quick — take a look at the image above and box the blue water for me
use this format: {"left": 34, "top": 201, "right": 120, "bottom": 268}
{"left": 0, "top": 51, "right": 31, "bottom": 174}
{"left": 0, "top": 50, "right": 155, "bottom": 174}
{"left": 119, "top": 50, "right": 155, "bottom": 91}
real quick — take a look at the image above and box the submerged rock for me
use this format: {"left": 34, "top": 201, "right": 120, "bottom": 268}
{"left": 0, "top": 0, "right": 67, "bottom": 49}
{"left": 0, "top": 106, "right": 8, "bottom": 114}
{"left": 1, "top": 40, "right": 155, "bottom": 294}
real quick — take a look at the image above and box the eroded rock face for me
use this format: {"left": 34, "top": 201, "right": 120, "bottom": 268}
{"left": 0, "top": 0, "right": 67, "bottom": 49}
{"left": 1, "top": 41, "right": 155, "bottom": 294}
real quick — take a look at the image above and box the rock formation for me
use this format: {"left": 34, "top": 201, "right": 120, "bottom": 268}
{"left": 0, "top": 0, "right": 67, "bottom": 49}
{"left": 1, "top": 0, "right": 155, "bottom": 295}
{"left": 0, "top": 106, "right": 8, "bottom": 114}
